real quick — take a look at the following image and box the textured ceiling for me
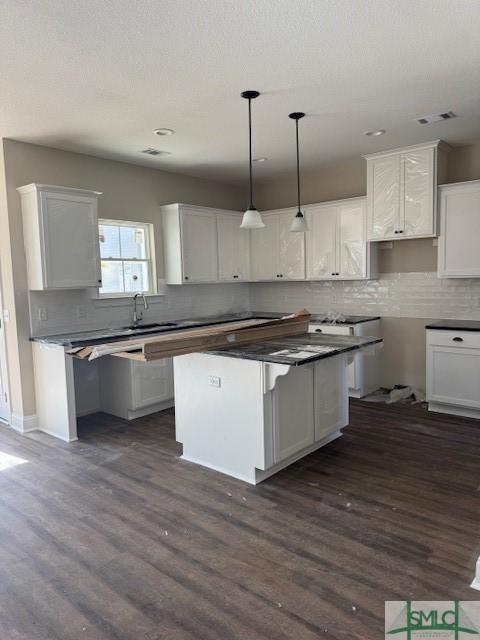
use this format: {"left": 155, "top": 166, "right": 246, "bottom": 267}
{"left": 1, "top": 0, "right": 480, "bottom": 184}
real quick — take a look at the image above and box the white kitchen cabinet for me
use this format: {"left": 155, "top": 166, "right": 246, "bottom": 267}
{"left": 161, "top": 203, "right": 221, "bottom": 284}
{"left": 278, "top": 210, "right": 306, "bottom": 280}
{"left": 250, "top": 209, "right": 305, "bottom": 281}
{"left": 305, "top": 197, "right": 376, "bottom": 280}
{"left": 364, "top": 141, "right": 448, "bottom": 241}
{"left": 17, "top": 183, "right": 102, "bottom": 290}
{"left": 308, "top": 319, "right": 381, "bottom": 398}
{"left": 305, "top": 204, "right": 337, "bottom": 279}
{"left": 99, "top": 355, "right": 174, "bottom": 420}
{"left": 272, "top": 364, "right": 315, "bottom": 462}
{"left": 426, "top": 329, "right": 480, "bottom": 419}
{"left": 217, "top": 212, "right": 250, "bottom": 281}
{"left": 438, "top": 180, "right": 480, "bottom": 278}
{"left": 174, "top": 351, "right": 349, "bottom": 484}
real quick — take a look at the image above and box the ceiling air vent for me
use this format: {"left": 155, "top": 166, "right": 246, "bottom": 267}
{"left": 416, "top": 111, "right": 456, "bottom": 125}
{"left": 140, "top": 147, "right": 170, "bottom": 156}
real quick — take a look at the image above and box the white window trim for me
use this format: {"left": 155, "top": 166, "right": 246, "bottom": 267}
{"left": 98, "top": 218, "right": 157, "bottom": 298}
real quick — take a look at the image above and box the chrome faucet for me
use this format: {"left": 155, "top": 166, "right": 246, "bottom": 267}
{"left": 132, "top": 293, "right": 149, "bottom": 326}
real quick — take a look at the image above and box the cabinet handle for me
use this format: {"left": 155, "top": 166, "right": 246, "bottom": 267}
{"left": 336, "top": 272, "right": 340, "bottom": 276}
{"left": 331, "top": 272, "right": 335, "bottom": 276}
{"left": 452, "top": 337, "right": 464, "bottom": 342}
{"left": 233, "top": 275, "right": 239, "bottom": 279}
{"left": 315, "top": 328, "right": 323, "bottom": 333}
{"left": 398, "top": 230, "right": 403, "bottom": 234}
{"left": 184, "top": 276, "right": 189, "bottom": 280}
{"left": 394, "top": 230, "right": 399, "bottom": 234}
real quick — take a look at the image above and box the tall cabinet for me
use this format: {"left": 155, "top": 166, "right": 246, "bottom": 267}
{"left": 364, "top": 141, "right": 448, "bottom": 241}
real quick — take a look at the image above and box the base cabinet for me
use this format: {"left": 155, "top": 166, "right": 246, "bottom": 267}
{"left": 426, "top": 330, "right": 480, "bottom": 419}
{"left": 99, "top": 356, "right": 174, "bottom": 420}
{"left": 308, "top": 320, "right": 380, "bottom": 398}
{"left": 174, "top": 352, "right": 350, "bottom": 484}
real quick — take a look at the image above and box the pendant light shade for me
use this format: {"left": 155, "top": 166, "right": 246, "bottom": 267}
{"left": 289, "top": 112, "right": 309, "bottom": 233}
{"left": 240, "top": 90, "right": 265, "bottom": 229}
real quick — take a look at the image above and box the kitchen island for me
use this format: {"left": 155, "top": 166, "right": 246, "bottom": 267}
{"left": 174, "top": 333, "right": 382, "bottom": 484}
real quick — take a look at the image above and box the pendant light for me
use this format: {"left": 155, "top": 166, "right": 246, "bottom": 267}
{"left": 240, "top": 90, "right": 265, "bottom": 229}
{"left": 289, "top": 112, "right": 309, "bottom": 232}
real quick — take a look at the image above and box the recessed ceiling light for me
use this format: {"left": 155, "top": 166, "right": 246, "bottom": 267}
{"left": 153, "top": 128, "right": 175, "bottom": 136}
{"left": 253, "top": 157, "right": 267, "bottom": 162}
{"left": 364, "top": 129, "right": 386, "bottom": 137}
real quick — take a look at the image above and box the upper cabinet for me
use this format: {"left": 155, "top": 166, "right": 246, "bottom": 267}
{"left": 306, "top": 197, "right": 377, "bottom": 280}
{"left": 250, "top": 209, "right": 305, "bottom": 281}
{"left": 438, "top": 180, "right": 480, "bottom": 278}
{"left": 161, "top": 204, "right": 219, "bottom": 284}
{"left": 364, "top": 141, "right": 448, "bottom": 242}
{"left": 216, "top": 212, "right": 250, "bottom": 281}
{"left": 18, "top": 183, "right": 102, "bottom": 290}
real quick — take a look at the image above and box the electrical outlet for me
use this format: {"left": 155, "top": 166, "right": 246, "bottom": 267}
{"left": 2, "top": 310, "right": 10, "bottom": 322}
{"left": 37, "top": 307, "right": 48, "bottom": 322}
{"left": 208, "top": 375, "right": 221, "bottom": 388}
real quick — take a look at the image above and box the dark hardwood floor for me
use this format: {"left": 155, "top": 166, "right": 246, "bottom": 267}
{"left": 0, "top": 400, "right": 479, "bottom": 640}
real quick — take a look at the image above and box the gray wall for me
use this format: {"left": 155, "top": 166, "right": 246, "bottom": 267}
{"left": 0, "top": 139, "right": 247, "bottom": 420}
{"left": 252, "top": 140, "right": 480, "bottom": 391}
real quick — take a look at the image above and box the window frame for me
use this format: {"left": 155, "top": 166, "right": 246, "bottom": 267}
{"left": 98, "top": 218, "right": 157, "bottom": 298}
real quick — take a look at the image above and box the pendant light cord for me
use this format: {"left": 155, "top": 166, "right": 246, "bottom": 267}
{"left": 295, "top": 118, "right": 301, "bottom": 213}
{"left": 248, "top": 97, "right": 254, "bottom": 209}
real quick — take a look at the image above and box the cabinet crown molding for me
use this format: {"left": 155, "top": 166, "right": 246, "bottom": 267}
{"left": 17, "top": 183, "right": 102, "bottom": 197}
{"left": 438, "top": 179, "right": 480, "bottom": 192}
{"left": 362, "top": 139, "right": 449, "bottom": 161}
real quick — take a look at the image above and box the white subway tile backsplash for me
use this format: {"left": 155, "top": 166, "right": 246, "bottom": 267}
{"left": 29, "top": 272, "right": 480, "bottom": 337}
{"left": 29, "top": 283, "right": 251, "bottom": 336}
{"left": 249, "top": 272, "right": 480, "bottom": 320}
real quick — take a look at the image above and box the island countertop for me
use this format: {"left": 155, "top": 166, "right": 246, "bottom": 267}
{"left": 204, "top": 333, "right": 382, "bottom": 366}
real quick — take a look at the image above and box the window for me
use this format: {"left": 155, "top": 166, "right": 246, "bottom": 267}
{"left": 98, "top": 220, "right": 156, "bottom": 296}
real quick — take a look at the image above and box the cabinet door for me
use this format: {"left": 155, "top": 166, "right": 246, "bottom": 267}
{"left": 272, "top": 365, "right": 314, "bottom": 463}
{"left": 180, "top": 209, "right": 218, "bottom": 282}
{"left": 338, "top": 200, "right": 367, "bottom": 278}
{"left": 314, "top": 355, "right": 348, "bottom": 440}
{"left": 250, "top": 214, "right": 278, "bottom": 280}
{"left": 305, "top": 205, "right": 337, "bottom": 279}
{"left": 217, "top": 214, "right": 250, "bottom": 281}
{"left": 132, "top": 358, "right": 174, "bottom": 409}
{"left": 438, "top": 186, "right": 480, "bottom": 277}
{"left": 427, "top": 347, "right": 480, "bottom": 409}
{"left": 367, "top": 155, "right": 401, "bottom": 240}
{"left": 278, "top": 210, "right": 305, "bottom": 280}
{"left": 401, "top": 147, "right": 435, "bottom": 237}
{"left": 41, "top": 191, "right": 101, "bottom": 288}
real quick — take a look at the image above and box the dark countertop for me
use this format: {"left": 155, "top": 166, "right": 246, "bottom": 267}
{"left": 253, "top": 311, "right": 380, "bottom": 325}
{"left": 205, "top": 334, "right": 383, "bottom": 366}
{"left": 31, "top": 311, "right": 382, "bottom": 349}
{"left": 426, "top": 320, "right": 480, "bottom": 332}
{"left": 31, "top": 313, "right": 276, "bottom": 348}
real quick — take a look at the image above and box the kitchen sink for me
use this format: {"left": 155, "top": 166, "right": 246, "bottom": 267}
{"left": 117, "top": 322, "right": 179, "bottom": 336}
{"left": 123, "top": 322, "right": 177, "bottom": 330}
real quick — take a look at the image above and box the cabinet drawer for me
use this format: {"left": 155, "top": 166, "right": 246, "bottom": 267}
{"left": 309, "top": 323, "right": 353, "bottom": 336}
{"left": 427, "top": 330, "right": 480, "bottom": 349}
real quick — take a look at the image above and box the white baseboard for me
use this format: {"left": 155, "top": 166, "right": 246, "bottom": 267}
{"left": 10, "top": 413, "right": 38, "bottom": 434}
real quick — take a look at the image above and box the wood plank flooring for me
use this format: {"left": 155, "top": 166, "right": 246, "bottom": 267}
{"left": 0, "top": 400, "right": 478, "bottom": 639}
